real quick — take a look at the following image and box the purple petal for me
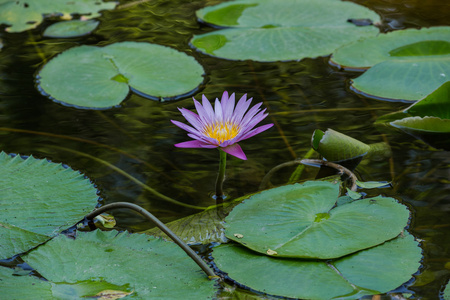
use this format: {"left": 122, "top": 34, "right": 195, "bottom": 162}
{"left": 221, "top": 143, "right": 247, "bottom": 160}
{"left": 238, "top": 123, "right": 274, "bottom": 141}
{"left": 232, "top": 94, "right": 251, "bottom": 124}
{"left": 240, "top": 102, "right": 263, "bottom": 128}
{"left": 193, "top": 98, "right": 212, "bottom": 125}
{"left": 221, "top": 92, "right": 235, "bottom": 121}
{"left": 201, "top": 95, "right": 215, "bottom": 121}
{"left": 175, "top": 140, "right": 215, "bottom": 148}
{"left": 171, "top": 120, "right": 201, "bottom": 136}
{"left": 214, "top": 98, "right": 223, "bottom": 122}
{"left": 178, "top": 108, "right": 203, "bottom": 131}
{"left": 187, "top": 133, "right": 219, "bottom": 146}
{"left": 241, "top": 109, "right": 269, "bottom": 131}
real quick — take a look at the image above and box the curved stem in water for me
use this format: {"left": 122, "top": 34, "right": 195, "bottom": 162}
{"left": 85, "top": 202, "right": 217, "bottom": 279}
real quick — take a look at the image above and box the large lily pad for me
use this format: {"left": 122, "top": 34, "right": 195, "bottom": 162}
{"left": 0, "top": 0, "right": 116, "bottom": 33}
{"left": 191, "top": 0, "right": 380, "bottom": 62}
{"left": 212, "top": 233, "right": 422, "bottom": 300}
{"left": 21, "top": 230, "right": 216, "bottom": 299}
{"left": 0, "top": 152, "right": 99, "bottom": 259}
{"left": 37, "top": 42, "right": 205, "bottom": 109}
{"left": 225, "top": 181, "right": 410, "bottom": 259}
{"left": 330, "top": 27, "right": 450, "bottom": 101}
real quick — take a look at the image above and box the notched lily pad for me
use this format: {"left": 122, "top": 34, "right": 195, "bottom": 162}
{"left": 191, "top": 0, "right": 380, "bottom": 62}
{"left": 0, "top": 152, "right": 99, "bottom": 260}
{"left": 37, "top": 41, "right": 205, "bottom": 109}
{"left": 225, "top": 181, "right": 410, "bottom": 259}
{"left": 212, "top": 233, "right": 422, "bottom": 300}
{"left": 0, "top": 0, "right": 117, "bottom": 33}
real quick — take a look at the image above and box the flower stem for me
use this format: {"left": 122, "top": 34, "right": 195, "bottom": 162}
{"left": 215, "top": 149, "right": 227, "bottom": 202}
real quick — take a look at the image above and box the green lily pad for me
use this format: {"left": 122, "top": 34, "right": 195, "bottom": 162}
{"left": 212, "top": 233, "right": 422, "bottom": 300}
{"left": 376, "top": 82, "right": 450, "bottom": 150}
{"left": 0, "top": 0, "right": 116, "bottom": 33}
{"left": 351, "top": 57, "right": 449, "bottom": 101}
{"left": 37, "top": 42, "right": 205, "bottom": 109}
{"left": 330, "top": 27, "right": 450, "bottom": 101}
{"left": 0, "top": 266, "right": 133, "bottom": 299}
{"left": 22, "top": 230, "right": 216, "bottom": 299}
{"left": 43, "top": 20, "right": 100, "bottom": 38}
{"left": 191, "top": 0, "right": 380, "bottom": 62}
{"left": 331, "top": 27, "right": 450, "bottom": 69}
{"left": 444, "top": 281, "right": 450, "bottom": 300}
{"left": 225, "top": 181, "right": 410, "bottom": 259}
{"left": 0, "top": 152, "right": 99, "bottom": 260}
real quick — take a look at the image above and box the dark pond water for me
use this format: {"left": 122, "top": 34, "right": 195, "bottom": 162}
{"left": 0, "top": 0, "right": 449, "bottom": 298}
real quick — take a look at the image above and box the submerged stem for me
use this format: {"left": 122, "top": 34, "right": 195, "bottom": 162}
{"left": 215, "top": 150, "right": 227, "bottom": 202}
{"left": 85, "top": 202, "right": 216, "bottom": 279}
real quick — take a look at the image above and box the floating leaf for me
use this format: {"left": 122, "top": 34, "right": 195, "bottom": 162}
{"left": 377, "top": 82, "right": 450, "bottom": 150}
{"left": 330, "top": 27, "right": 450, "bottom": 101}
{"left": 351, "top": 57, "right": 449, "bottom": 101}
{"left": 22, "top": 230, "right": 216, "bottom": 299}
{"left": 37, "top": 42, "right": 205, "bottom": 109}
{"left": 356, "top": 180, "right": 391, "bottom": 189}
{"left": 212, "top": 234, "right": 422, "bottom": 300}
{"left": 43, "top": 20, "right": 100, "bottom": 38}
{"left": 191, "top": 0, "right": 380, "bottom": 62}
{"left": 225, "top": 181, "right": 410, "bottom": 259}
{"left": 444, "top": 281, "right": 450, "bottom": 300}
{"left": 0, "top": 152, "right": 99, "bottom": 259}
{"left": 331, "top": 27, "right": 450, "bottom": 69}
{"left": 0, "top": 0, "right": 116, "bottom": 33}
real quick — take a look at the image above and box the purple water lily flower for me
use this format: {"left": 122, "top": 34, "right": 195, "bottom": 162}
{"left": 171, "top": 91, "right": 274, "bottom": 160}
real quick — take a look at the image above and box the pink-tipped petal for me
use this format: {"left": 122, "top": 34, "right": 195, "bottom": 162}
{"left": 222, "top": 92, "right": 235, "bottom": 121}
{"left": 232, "top": 94, "right": 251, "bottom": 123}
{"left": 221, "top": 143, "right": 247, "bottom": 160}
{"left": 175, "top": 140, "right": 214, "bottom": 148}
{"left": 171, "top": 120, "right": 201, "bottom": 136}
{"left": 238, "top": 123, "right": 274, "bottom": 141}
{"left": 214, "top": 97, "right": 223, "bottom": 121}
{"left": 201, "top": 95, "right": 215, "bottom": 121}
{"left": 240, "top": 102, "right": 263, "bottom": 127}
{"left": 178, "top": 108, "right": 204, "bottom": 131}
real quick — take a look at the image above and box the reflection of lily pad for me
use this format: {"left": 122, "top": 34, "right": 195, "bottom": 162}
{"left": 18, "top": 230, "right": 216, "bottom": 299}
{"left": 213, "top": 233, "right": 421, "bottom": 300}
{"left": 191, "top": 0, "right": 380, "bottom": 62}
{"left": 0, "top": 0, "right": 116, "bottom": 33}
{"left": 0, "top": 152, "right": 99, "bottom": 259}
{"left": 43, "top": 20, "right": 100, "bottom": 38}
{"left": 225, "top": 181, "right": 410, "bottom": 259}
{"left": 330, "top": 27, "right": 450, "bottom": 101}
{"left": 37, "top": 42, "right": 205, "bottom": 109}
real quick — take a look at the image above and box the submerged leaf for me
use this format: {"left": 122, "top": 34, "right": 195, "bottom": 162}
{"left": 0, "top": 0, "right": 116, "bottom": 32}
{"left": 43, "top": 20, "right": 100, "bottom": 38}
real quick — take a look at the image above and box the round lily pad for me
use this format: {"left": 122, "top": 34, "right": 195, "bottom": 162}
{"left": 225, "top": 181, "right": 410, "bottom": 259}
{"left": 0, "top": 152, "right": 99, "bottom": 260}
{"left": 212, "top": 233, "right": 422, "bottom": 299}
{"left": 191, "top": 0, "right": 380, "bottom": 62}
{"left": 37, "top": 42, "right": 205, "bottom": 109}
{"left": 43, "top": 20, "right": 100, "bottom": 38}
{"left": 22, "top": 230, "right": 217, "bottom": 299}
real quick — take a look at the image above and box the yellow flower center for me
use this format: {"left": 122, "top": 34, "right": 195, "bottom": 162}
{"left": 203, "top": 121, "right": 240, "bottom": 144}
